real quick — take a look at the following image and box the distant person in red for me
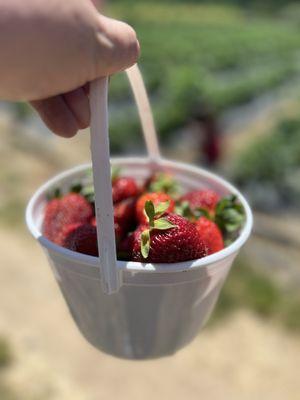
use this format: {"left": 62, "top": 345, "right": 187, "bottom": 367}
{"left": 0, "top": 0, "right": 139, "bottom": 137}
{"left": 200, "top": 114, "right": 222, "bottom": 165}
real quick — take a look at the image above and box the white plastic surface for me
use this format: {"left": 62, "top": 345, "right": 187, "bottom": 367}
{"left": 26, "top": 158, "right": 252, "bottom": 359}
{"left": 126, "top": 65, "right": 161, "bottom": 161}
{"left": 89, "top": 65, "right": 160, "bottom": 294}
{"left": 90, "top": 78, "right": 120, "bottom": 294}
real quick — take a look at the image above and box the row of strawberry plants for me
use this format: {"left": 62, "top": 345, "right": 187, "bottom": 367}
{"left": 107, "top": 2, "right": 300, "bottom": 150}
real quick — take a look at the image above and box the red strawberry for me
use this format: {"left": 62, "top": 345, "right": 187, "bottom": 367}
{"left": 132, "top": 214, "right": 207, "bottom": 263}
{"left": 114, "top": 223, "right": 125, "bottom": 244}
{"left": 114, "top": 198, "right": 136, "bottom": 231}
{"left": 117, "top": 233, "right": 134, "bottom": 261}
{"left": 43, "top": 193, "right": 93, "bottom": 245}
{"left": 181, "top": 189, "right": 220, "bottom": 213}
{"left": 62, "top": 223, "right": 98, "bottom": 257}
{"left": 136, "top": 192, "right": 175, "bottom": 224}
{"left": 112, "top": 177, "right": 139, "bottom": 204}
{"left": 130, "top": 201, "right": 207, "bottom": 263}
{"left": 91, "top": 217, "right": 124, "bottom": 244}
{"left": 195, "top": 217, "right": 224, "bottom": 255}
{"left": 59, "top": 222, "right": 82, "bottom": 247}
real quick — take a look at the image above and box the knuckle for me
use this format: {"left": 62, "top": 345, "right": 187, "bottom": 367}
{"left": 123, "top": 24, "right": 140, "bottom": 59}
{"left": 95, "top": 17, "right": 140, "bottom": 74}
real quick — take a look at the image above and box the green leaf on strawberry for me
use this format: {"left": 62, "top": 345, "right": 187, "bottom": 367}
{"left": 46, "top": 187, "right": 62, "bottom": 201}
{"left": 154, "top": 201, "right": 171, "bottom": 215}
{"left": 154, "top": 218, "right": 176, "bottom": 230}
{"left": 145, "top": 200, "right": 171, "bottom": 224}
{"left": 148, "top": 172, "right": 180, "bottom": 197}
{"left": 111, "top": 165, "right": 121, "bottom": 182}
{"left": 70, "top": 182, "right": 83, "bottom": 194}
{"left": 141, "top": 229, "right": 150, "bottom": 259}
{"left": 215, "top": 195, "right": 245, "bottom": 242}
{"left": 81, "top": 185, "right": 95, "bottom": 203}
{"left": 145, "top": 200, "right": 155, "bottom": 223}
{"left": 175, "top": 201, "right": 194, "bottom": 220}
{"left": 175, "top": 201, "right": 210, "bottom": 221}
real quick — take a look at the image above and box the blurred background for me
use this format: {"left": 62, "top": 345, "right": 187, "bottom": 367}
{"left": 1, "top": 0, "right": 300, "bottom": 399}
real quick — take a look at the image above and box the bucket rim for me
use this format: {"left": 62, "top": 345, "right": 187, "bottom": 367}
{"left": 26, "top": 157, "right": 253, "bottom": 273}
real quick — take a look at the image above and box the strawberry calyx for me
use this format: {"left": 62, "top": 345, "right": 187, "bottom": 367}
{"left": 148, "top": 172, "right": 180, "bottom": 197}
{"left": 63, "top": 166, "right": 122, "bottom": 204}
{"left": 176, "top": 195, "right": 245, "bottom": 244}
{"left": 215, "top": 195, "right": 245, "bottom": 240}
{"left": 140, "top": 200, "right": 177, "bottom": 259}
{"left": 111, "top": 165, "right": 122, "bottom": 183}
{"left": 46, "top": 187, "right": 62, "bottom": 201}
{"left": 80, "top": 185, "right": 95, "bottom": 203}
{"left": 175, "top": 201, "right": 211, "bottom": 222}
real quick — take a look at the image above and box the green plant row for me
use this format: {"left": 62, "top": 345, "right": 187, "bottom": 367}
{"left": 105, "top": 2, "right": 300, "bottom": 149}
{"left": 210, "top": 258, "right": 300, "bottom": 333}
{"left": 232, "top": 117, "right": 300, "bottom": 210}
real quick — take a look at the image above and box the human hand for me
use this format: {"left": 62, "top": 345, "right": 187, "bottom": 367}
{"left": 0, "top": 0, "right": 139, "bottom": 137}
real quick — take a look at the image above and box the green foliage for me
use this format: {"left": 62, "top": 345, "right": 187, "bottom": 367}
{"left": 0, "top": 337, "right": 12, "bottom": 369}
{"left": 232, "top": 117, "right": 300, "bottom": 209}
{"left": 107, "top": 1, "right": 300, "bottom": 148}
{"left": 209, "top": 258, "right": 300, "bottom": 333}
{"left": 120, "top": 0, "right": 293, "bottom": 11}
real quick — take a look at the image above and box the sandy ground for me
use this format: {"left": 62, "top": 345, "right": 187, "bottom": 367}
{"left": 1, "top": 117, "right": 300, "bottom": 400}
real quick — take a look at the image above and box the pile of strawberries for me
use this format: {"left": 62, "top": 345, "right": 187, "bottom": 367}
{"left": 43, "top": 170, "right": 245, "bottom": 263}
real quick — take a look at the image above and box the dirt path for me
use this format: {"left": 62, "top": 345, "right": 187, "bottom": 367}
{"left": 0, "top": 228, "right": 300, "bottom": 400}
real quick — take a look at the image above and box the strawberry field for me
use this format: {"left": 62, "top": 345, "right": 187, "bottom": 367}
{"left": 232, "top": 117, "right": 300, "bottom": 211}
{"left": 104, "top": 1, "right": 300, "bottom": 150}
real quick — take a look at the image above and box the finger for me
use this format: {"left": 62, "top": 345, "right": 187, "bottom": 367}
{"left": 63, "top": 87, "right": 90, "bottom": 129}
{"left": 31, "top": 96, "right": 79, "bottom": 138}
{"left": 93, "top": 15, "right": 140, "bottom": 77}
{"left": 91, "top": 0, "right": 104, "bottom": 8}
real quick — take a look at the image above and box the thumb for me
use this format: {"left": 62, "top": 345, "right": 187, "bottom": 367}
{"left": 90, "top": 15, "right": 140, "bottom": 78}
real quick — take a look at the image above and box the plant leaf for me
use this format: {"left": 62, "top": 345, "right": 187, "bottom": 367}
{"left": 46, "top": 187, "right": 61, "bottom": 201}
{"left": 153, "top": 218, "right": 176, "bottom": 230}
{"left": 141, "top": 229, "right": 150, "bottom": 259}
{"left": 175, "top": 201, "right": 194, "bottom": 220}
{"left": 215, "top": 195, "right": 245, "bottom": 236}
{"left": 194, "top": 207, "right": 211, "bottom": 220}
{"left": 111, "top": 166, "right": 121, "bottom": 182}
{"left": 70, "top": 182, "right": 83, "bottom": 194}
{"left": 81, "top": 185, "right": 95, "bottom": 203}
{"left": 154, "top": 201, "right": 170, "bottom": 215}
{"left": 149, "top": 173, "right": 180, "bottom": 197}
{"left": 145, "top": 200, "right": 155, "bottom": 223}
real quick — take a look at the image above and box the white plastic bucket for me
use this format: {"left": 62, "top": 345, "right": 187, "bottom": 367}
{"left": 26, "top": 157, "right": 253, "bottom": 359}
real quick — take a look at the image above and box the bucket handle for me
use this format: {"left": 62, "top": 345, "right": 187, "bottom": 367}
{"left": 90, "top": 77, "right": 120, "bottom": 294}
{"left": 126, "top": 64, "right": 161, "bottom": 162}
{"left": 90, "top": 64, "right": 161, "bottom": 294}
